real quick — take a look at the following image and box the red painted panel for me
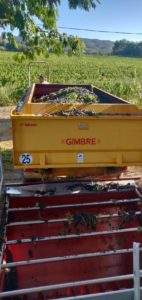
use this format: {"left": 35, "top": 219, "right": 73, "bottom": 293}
{"left": 1, "top": 187, "right": 142, "bottom": 299}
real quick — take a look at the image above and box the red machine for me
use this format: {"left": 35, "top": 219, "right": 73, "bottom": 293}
{"left": 0, "top": 177, "right": 142, "bottom": 299}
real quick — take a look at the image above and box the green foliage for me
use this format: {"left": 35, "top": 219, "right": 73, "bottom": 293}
{"left": 82, "top": 94, "right": 95, "bottom": 104}
{"left": 0, "top": 52, "right": 142, "bottom": 107}
{"left": 113, "top": 39, "right": 142, "bottom": 58}
{"left": 1, "top": 148, "right": 13, "bottom": 169}
{"left": 82, "top": 38, "right": 113, "bottom": 55}
{"left": 137, "top": 227, "right": 142, "bottom": 232}
{"left": 0, "top": 0, "right": 99, "bottom": 58}
{"left": 68, "top": 0, "right": 100, "bottom": 10}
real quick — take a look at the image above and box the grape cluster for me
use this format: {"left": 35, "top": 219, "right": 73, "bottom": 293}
{"left": 34, "top": 87, "right": 98, "bottom": 104}
{"left": 50, "top": 109, "right": 97, "bottom": 116}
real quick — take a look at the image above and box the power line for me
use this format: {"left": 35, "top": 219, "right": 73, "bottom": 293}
{"left": 58, "top": 26, "right": 142, "bottom": 36}
{"left": 1, "top": 19, "right": 142, "bottom": 36}
{"left": 36, "top": 23, "right": 142, "bottom": 36}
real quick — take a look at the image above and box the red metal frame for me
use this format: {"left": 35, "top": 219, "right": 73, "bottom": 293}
{"left": 0, "top": 183, "right": 142, "bottom": 299}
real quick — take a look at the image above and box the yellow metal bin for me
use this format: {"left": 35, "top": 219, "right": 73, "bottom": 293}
{"left": 11, "top": 84, "right": 142, "bottom": 176}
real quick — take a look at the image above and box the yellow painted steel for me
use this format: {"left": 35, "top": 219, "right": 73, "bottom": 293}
{"left": 21, "top": 102, "right": 141, "bottom": 115}
{"left": 11, "top": 85, "right": 142, "bottom": 173}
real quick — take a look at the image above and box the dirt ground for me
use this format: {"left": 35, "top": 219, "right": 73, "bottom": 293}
{"left": 0, "top": 106, "right": 142, "bottom": 187}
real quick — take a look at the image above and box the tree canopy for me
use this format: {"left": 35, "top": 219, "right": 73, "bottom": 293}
{"left": 0, "top": 0, "right": 100, "bottom": 59}
{"left": 112, "top": 39, "right": 142, "bottom": 58}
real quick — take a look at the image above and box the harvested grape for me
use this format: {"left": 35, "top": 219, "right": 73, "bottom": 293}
{"left": 33, "top": 87, "right": 98, "bottom": 104}
{"left": 48, "top": 109, "right": 97, "bottom": 116}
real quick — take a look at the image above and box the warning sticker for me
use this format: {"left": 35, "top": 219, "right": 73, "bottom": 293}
{"left": 77, "top": 153, "right": 84, "bottom": 163}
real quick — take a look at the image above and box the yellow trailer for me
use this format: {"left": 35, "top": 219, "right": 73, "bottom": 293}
{"left": 11, "top": 83, "right": 142, "bottom": 177}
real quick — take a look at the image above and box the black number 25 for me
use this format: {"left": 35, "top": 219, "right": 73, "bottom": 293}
{"left": 21, "top": 154, "right": 31, "bottom": 165}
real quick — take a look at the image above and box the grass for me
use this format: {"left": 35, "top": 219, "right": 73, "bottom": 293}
{"left": 1, "top": 148, "right": 13, "bottom": 170}
{"left": 0, "top": 52, "right": 142, "bottom": 107}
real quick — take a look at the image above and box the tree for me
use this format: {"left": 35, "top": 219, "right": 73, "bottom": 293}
{"left": 0, "top": 0, "right": 100, "bottom": 59}
{"left": 112, "top": 39, "right": 142, "bottom": 58}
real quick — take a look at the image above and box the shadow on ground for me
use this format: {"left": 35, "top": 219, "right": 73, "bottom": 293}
{"left": 0, "top": 119, "right": 12, "bottom": 142}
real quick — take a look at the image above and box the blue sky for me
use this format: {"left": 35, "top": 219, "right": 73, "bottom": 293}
{"left": 1, "top": 0, "right": 142, "bottom": 42}
{"left": 57, "top": 0, "right": 142, "bottom": 41}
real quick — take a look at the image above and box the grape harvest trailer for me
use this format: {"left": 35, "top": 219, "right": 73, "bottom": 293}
{"left": 11, "top": 84, "right": 142, "bottom": 177}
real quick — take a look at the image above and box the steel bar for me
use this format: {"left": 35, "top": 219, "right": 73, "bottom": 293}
{"left": 28, "top": 61, "right": 50, "bottom": 86}
{"left": 59, "top": 288, "right": 135, "bottom": 300}
{"left": 0, "top": 274, "right": 134, "bottom": 298}
{"left": 6, "top": 210, "right": 142, "bottom": 227}
{"left": 6, "top": 218, "right": 66, "bottom": 226}
{"left": 0, "top": 149, "right": 4, "bottom": 196}
{"left": 133, "top": 242, "right": 140, "bottom": 300}
{"left": 6, "top": 227, "right": 139, "bottom": 245}
{"left": 8, "top": 198, "right": 140, "bottom": 212}
{"left": 0, "top": 196, "right": 9, "bottom": 272}
{"left": 0, "top": 247, "right": 136, "bottom": 269}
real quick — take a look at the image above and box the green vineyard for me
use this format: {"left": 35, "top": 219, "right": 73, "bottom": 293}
{"left": 0, "top": 51, "right": 142, "bottom": 107}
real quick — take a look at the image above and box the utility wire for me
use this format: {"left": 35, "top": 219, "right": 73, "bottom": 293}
{"left": 29, "top": 23, "right": 142, "bottom": 36}
{"left": 1, "top": 19, "right": 142, "bottom": 36}
{"left": 58, "top": 26, "right": 142, "bottom": 36}
{"left": 38, "top": 24, "right": 142, "bottom": 36}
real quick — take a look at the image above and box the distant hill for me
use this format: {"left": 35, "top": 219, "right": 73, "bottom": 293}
{"left": 0, "top": 34, "right": 114, "bottom": 55}
{"left": 81, "top": 38, "right": 114, "bottom": 55}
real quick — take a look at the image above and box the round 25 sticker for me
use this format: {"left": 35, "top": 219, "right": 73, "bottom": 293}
{"left": 19, "top": 153, "right": 33, "bottom": 165}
